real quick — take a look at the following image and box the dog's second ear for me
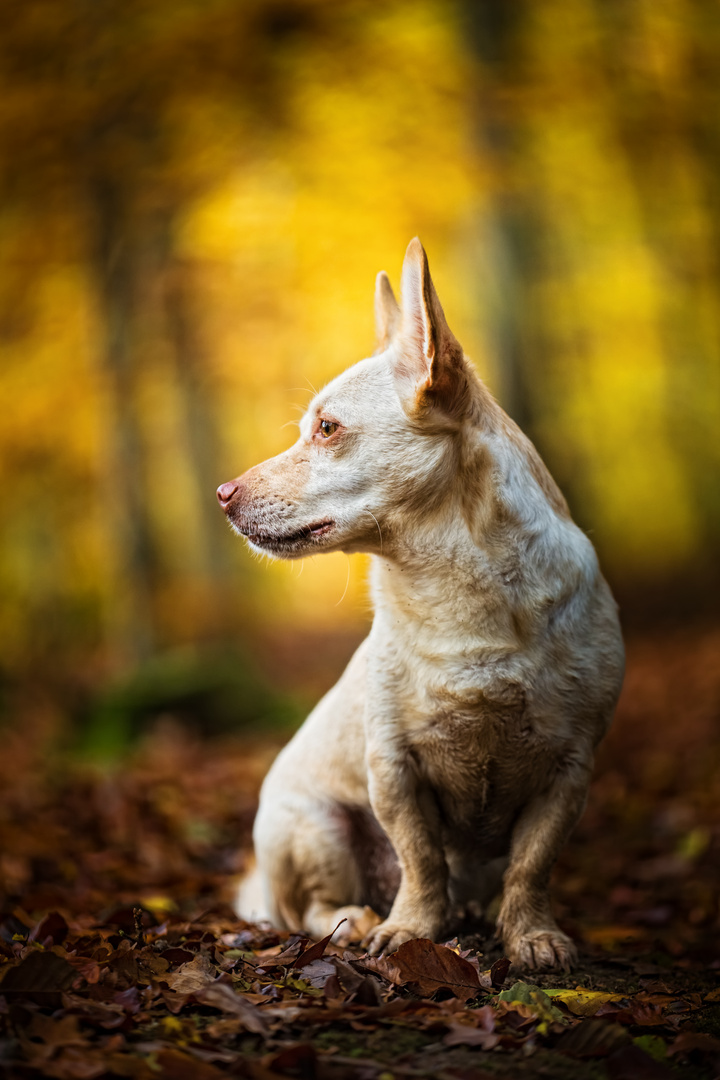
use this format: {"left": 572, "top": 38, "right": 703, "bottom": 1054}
{"left": 375, "top": 271, "right": 401, "bottom": 351}
{"left": 396, "top": 238, "right": 468, "bottom": 419}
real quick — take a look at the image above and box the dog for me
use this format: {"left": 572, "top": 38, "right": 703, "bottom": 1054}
{"left": 217, "top": 239, "right": 624, "bottom": 969}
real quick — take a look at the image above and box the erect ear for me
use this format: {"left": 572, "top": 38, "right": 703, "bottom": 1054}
{"left": 396, "top": 238, "right": 468, "bottom": 418}
{"left": 374, "top": 271, "right": 400, "bottom": 351}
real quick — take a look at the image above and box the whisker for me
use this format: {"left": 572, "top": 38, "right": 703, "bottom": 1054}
{"left": 304, "top": 376, "right": 320, "bottom": 397}
{"left": 335, "top": 555, "right": 351, "bottom": 606}
{"left": 363, "top": 509, "right": 383, "bottom": 554}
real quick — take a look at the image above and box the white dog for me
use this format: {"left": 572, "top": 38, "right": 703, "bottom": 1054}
{"left": 217, "top": 239, "right": 624, "bottom": 969}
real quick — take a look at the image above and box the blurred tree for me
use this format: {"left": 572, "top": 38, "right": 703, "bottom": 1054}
{"left": 463, "top": 0, "right": 534, "bottom": 432}
{"left": 0, "top": 0, "right": 717, "bottom": 695}
{"left": 462, "top": 0, "right": 720, "bottom": 607}
{"left": 593, "top": 0, "right": 720, "bottom": 571}
{"left": 0, "top": 0, "right": 333, "bottom": 664}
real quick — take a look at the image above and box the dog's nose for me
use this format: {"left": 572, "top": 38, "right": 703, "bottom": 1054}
{"left": 217, "top": 481, "right": 238, "bottom": 507}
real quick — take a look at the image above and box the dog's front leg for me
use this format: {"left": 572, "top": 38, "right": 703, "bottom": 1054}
{"left": 362, "top": 736, "right": 448, "bottom": 955}
{"left": 497, "top": 757, "right": 591, "bottom": 971}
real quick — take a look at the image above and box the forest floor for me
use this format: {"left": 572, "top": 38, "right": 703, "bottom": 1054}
{"left": 1, "top": 625, "right": 719, "bottom": 1079}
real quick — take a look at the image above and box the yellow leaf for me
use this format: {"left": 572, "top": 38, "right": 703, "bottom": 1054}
{"left": 141, "top": 896, "right": 179, "bottom": 915}
{"left": 548, "top": 989, "right": 626, "bottom": 1016}
{"left": 581, "top": 926, "right": 646, "bottom": 947}
{"left": 161, "top": 1016, "right": 184, "bottom": 1035}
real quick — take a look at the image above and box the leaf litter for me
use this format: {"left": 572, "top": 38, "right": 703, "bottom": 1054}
{"left": 1, "top": 628, "right": 720, "bottom": 1077}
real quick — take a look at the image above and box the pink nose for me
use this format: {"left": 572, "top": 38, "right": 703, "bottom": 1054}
{"left": 217, "top": 481, "right": 238, "bottom": 506}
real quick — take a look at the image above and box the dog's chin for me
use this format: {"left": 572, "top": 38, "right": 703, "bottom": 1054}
{"left": 232, "top": 518, "right": 336, "bottom": 560}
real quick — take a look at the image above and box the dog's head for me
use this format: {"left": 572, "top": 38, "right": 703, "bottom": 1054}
{"left": 217, "top": 239, "right": 483, "bottom": 559}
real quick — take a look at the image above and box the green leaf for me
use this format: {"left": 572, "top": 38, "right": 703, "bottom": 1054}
{"left": 497, "top": 982, "right": 564, "bottom": 1021}
{"left": 282, "top": 976, "right": 323, "bottom": 997}
{"left": 498, "top": 981, "right": 546, "bottom": 1005}
{"left": 634, "top": 1034, "right": 667, "bottom": 1061}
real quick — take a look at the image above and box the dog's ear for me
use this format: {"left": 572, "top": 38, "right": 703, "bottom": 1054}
{"left": 396, "top": 238, "right": 468, "bottom": 418}
{"left": 375, "top": 271, "right": 400, "bottom": 351}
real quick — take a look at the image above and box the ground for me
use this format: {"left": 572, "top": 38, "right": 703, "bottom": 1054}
{"left": 0, "top": 625, "right": 719, "bottom": 1079}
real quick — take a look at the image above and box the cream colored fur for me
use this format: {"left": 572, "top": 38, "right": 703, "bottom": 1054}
{"left": 219, "top": 239, "right": 624, "bottom": 970}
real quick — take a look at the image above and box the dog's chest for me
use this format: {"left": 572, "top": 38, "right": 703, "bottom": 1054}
{"left": 407, "top": 702, "right": 555, "bottom": 851}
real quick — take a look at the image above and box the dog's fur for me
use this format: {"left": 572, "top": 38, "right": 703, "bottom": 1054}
{"left": 218, "top": 239, "right": 624, "bottom": 969}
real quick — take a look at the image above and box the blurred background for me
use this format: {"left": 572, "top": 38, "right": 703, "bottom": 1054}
{"left": 0, "top": 0, "right": 718, "bottom": 753}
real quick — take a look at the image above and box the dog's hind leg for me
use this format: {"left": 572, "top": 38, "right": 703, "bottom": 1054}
{"left": 304, "top": 900, "right": 382, "bottom": 945}
{"left": 298, "top": 804, "right": 385, "bottom": 945}
{"left": 246, "top": 794, "right": 382, "bottom": 945}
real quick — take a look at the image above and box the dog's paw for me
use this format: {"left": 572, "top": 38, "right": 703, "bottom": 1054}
{"left": 331, "top": 905, "right": 382, "bottom": 947}
{"left": 506, "top": 929, "right": 577, "bottom": 972}
{"left": 361, "top": 921, "right": 421, "bottom": 956}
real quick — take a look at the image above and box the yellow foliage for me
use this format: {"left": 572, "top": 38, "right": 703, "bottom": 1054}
{"left": 0, "top": 0, "right": 717, "bottom": 676}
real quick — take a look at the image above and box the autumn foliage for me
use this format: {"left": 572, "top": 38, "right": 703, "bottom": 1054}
{"left": 1, "top": 628, "right": 719, "bottom": 1077}
{"left": 0, "top": 0, "right": 718, "bottom": 681}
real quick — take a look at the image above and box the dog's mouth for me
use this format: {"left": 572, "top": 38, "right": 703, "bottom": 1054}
{"left": 241, "top": 519, "right": 335, "bottom": 552}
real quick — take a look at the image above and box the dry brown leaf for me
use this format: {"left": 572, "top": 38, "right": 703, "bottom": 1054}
{"left": 667, "top": 1031, "right": 720, "bottom": 1058}
{"left": 153, "top": 1048, "right": 226, "bottom": 1080}
{"left": 194, "top": 981, "right": 269, "bottom": 1033}
{"left": 31, "top": 1046, "right": 108, "bottom": 1079}
{"left": 0, "top": 949, "right": 78, "bottom": 1003}
{"left": 555, "top": 1018, "right": 630, "bottom": 1059}
{"left": 372, "top": 938, "right": 481, "bottom": 1001}
{"left": 443, "top": 1022, "right": 501, "bottom": 1049}
{"left": 163, "top": 952, "right": 216, "bottom": 994}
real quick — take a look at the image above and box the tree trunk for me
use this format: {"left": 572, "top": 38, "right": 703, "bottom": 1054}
{"left": 90, "top": 176, "right": 157, "bottom": 665}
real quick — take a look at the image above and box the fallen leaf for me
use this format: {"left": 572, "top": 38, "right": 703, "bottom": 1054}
{"left": 367, "top": 938, "right": 481, "bottom": 1001}
{"left": 60, "top": 991, "right": 128, "bottom": 1028}
{"left": 153, "top": 1048, "right": 225, "bottom": 1080}
{"left": 0, "top": 949, "right": 78, "bottom": 1003}
{"left": 582, "top": 926, "right": 647, "bottom": 946}
{"left": 296, "top": 957, "right": 337, "bottom": 987}
{"left": 262, "top": 1044, "right": 316, "bottom": 1073}
{"left": 546, "top": 988, "right": 627, "bottom": 1016}
{"left": 163, "top": 953, "right": 216, "bottom": 994}
{"left": 194, "top": 980, "right": 269, "bottom": 1033}
{"left": 490, "top": 956, "right": 510, "bottom": 988}
{"left": 443, "top": 1003, "right": 498, "bottom": 1048}
{"left": 555, "top": 1018, "right": 630, "bottom": 1058}
{"left": 29, "top": 912, "right": 69, "bottom": 946}
{"left": 30, "top": 1012, "right": 85, "bottom": 1046}
{"left": 292, "top": 924, "right": 339, "bottom": 968}
{"left": 444, "top": 1021, "right": 501, "bottom": 1049}
{"left": 161, "top": 948, "right": 196, "bottom": 966}
{"left": 606, "top": 1044, "right": 676, "bottom": 1079}
{"left": 254, "top": 938, "right": 306, "bottom": 969}
{"left": 330, "top": 957, "right": 383, "bottom": 1004}
{"left": 32, "top": 1046, "right": 109, "bottom": 1079}
{"left": 497, "top": 982, "right": 564, "bottom": 1022}
{"left": 667, "top": 1031, "right": 720, "bottom": 1058}
{"left": 634, "top": 1034, "right": 667, "bottom": 1062}
{"left": 596, "top": 1001, "right": 668, "bottom": 1027}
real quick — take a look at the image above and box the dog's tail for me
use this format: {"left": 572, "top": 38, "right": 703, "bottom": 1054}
{"left": 234, "top": 851, "right": 305, "bottom": 932}
{"left": 233, "top": 855, "right": 271, "bottom": 924}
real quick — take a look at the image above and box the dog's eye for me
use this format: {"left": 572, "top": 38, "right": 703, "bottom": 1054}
{"left": 319, "top": 420, "right": 338, "bottom": 438}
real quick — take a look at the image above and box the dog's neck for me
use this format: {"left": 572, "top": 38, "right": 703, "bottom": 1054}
{"left": 369, "top": 415, "right": 595, "bottom": 658}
